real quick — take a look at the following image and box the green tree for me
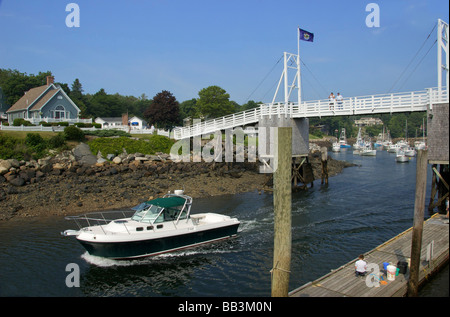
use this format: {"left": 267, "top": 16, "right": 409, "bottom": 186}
{"left": 70, "top": 78, "right": 83, "bottom": 100}
{"left": 242, "top": 100, "right": 260, "bottom": 111}
{"left": 143, "top": 90, "right": 181, "bottom": 129}
{"left": 0, "top": 69, "right": 52, "bottom": 105}
{"left": 86, "top": 88, "right": 123, "bottom": 118}
{"left": 197, "top": 85, "right": 234, "bottom": 119}
{"left": 179, "top": 98, "right": 198, "bottom": 119}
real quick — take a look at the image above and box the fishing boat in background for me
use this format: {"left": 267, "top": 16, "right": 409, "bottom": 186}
{"left": 360, "top": 142, "right": 377, "bottom": 156}
{"left": 62, "top": 191, "right": 240, "bottom": 259}
{"left": 414, "top": 118, "right": 427, "bottom": 150}
{"left": 339, "top": 128, "right": 351, "bottom": 148}
{"left": 353, "top": 128, "right": 364, "bottom": 150}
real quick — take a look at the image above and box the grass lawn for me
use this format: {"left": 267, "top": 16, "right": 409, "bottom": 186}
{"left": 0, "top": 130, "right": 58, "bottom": 139}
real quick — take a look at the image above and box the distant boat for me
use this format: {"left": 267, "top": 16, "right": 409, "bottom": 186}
{"left": 414, "top": 141, "right": 426, "bottom": 150}
{"left": 353, "top": 127, "right": 363, "bottom": 150}
{"left": 339, "top": 128, "right": 351, "bottom": 148}
{"left": 414, "top": 118, "right": 427, "bottom": 150}
{"left": 360, "top": 143, "right": 377, "bottom": 156}
{"left": 404, "top": 146, "right": 416, "bottom": 157}
{"left": 332, "top": 142, "right": 341, "bottom": 152}
{"left": 395, "top": 149, "right": 409, "bottom": 163}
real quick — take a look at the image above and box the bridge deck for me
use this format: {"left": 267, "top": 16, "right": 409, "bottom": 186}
{"left": 173, "top": 87, "right": 447, "bottom": 139}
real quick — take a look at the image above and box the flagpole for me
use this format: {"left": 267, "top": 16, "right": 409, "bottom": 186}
{"left": 297, "top": 27, "right": 301, "bottom": 105}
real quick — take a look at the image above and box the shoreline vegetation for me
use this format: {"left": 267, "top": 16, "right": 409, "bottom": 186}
{"left": 0, "top": 131, "right": 354, "bottom": 221}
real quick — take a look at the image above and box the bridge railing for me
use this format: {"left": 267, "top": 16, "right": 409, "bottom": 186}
{"left": 172, "top": 107, "right": 262, "bottom": 139}
{"left": 172, "top": 87, "right": 447, "bottom": 139}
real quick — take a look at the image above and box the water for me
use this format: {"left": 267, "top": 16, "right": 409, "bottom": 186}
{"left": 0, "top": 149, "right": 447, "bottom": 297}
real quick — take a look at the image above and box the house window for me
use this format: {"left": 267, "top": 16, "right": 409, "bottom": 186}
{"left": 54, "top": 105, "right": 65, "bottom": 119}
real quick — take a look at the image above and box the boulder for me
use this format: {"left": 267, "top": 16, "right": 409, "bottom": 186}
{"left": 0, "top": 160, "right": 12, "bottom": 175}
{"left": 9, "top": 177, "right": 25, "bottom": 187}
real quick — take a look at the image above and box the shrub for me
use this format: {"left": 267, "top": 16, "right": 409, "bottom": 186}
{"left": 84, "top": 129, "right": 131, "bottom": 137}
{"left": 13, "top": 118, "right": 33, "bottom": 126}
{"left": 25, "top": 133, "right": 47, "bottom": 157}
{"left": 88, "top": 135, "right": 175, "bottom": 156}
{"left": 48, "top": 134, "right": 66, "bottom": 149}
{"left": 64, "top": 126, "right": 85, "bottom": 141}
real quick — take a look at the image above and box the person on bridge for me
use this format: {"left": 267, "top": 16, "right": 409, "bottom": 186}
{"left": 336, "top": 93, "right": 343, "bottom": 110}
{"left": 328, "top": 92, "right": 335, "bottom": 110}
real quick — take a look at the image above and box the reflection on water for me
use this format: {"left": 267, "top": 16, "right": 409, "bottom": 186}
{"left": 0, "top": 150, "right": 447, "bottom": 296}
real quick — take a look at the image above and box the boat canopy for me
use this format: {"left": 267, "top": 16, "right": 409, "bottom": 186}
{"left": 145, "top": 196, "right": 186, "bottom": 208}
{"left": 131, "top": 195, "right": 192, "bottom": 225}
{"left": 132, "top": 196, "right": 186, "bottom": 211}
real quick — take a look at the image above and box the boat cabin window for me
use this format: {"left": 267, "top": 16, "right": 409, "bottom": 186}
{"left": 131, "top": 205, "right": 164, "bottom": 224}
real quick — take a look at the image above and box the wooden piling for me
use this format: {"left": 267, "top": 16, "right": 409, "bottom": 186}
{"left": 407, "top": 149, "right": 428, "bottom": 297}
{"left": 321, "top": 147, "right": 329, "bottom": 185}
{"left": 271, "top": 127, "right": 292, "bottom": 297}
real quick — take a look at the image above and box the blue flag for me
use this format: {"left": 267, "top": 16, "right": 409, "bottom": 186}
{"left": 299, "top": 28, "right": 314, "bottom": 42}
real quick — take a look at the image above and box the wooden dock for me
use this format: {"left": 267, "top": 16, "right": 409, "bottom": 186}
{"left": 289, "top": 214, "right": 449, "bottom": 297}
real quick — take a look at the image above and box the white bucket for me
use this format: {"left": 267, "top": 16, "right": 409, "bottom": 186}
{"left": 387, "top": 265, "right": 396, "bottom": 281}
{"left": 174, "top": 189, "right": 184, "bottom": 195}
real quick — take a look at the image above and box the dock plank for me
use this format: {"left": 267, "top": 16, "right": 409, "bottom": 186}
{"left": 289, "top": 215, "right": 449, "bottom": 297}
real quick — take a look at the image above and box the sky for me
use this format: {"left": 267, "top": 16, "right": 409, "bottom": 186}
{"left": 0, "top": 0, "right": 448, "bottom": 105}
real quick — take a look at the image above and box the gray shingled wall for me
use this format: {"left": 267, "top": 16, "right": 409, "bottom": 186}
{"left": 427, "top": 103, "right": 449, "bottom": 163}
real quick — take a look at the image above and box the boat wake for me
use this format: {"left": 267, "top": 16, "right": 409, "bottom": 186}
{"left": 80, "top": 243, "right": 239, "bottom": 267}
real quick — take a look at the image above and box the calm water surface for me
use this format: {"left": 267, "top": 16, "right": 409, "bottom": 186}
{"left": 0, "top": 149, "right": 447, "bottom": 296}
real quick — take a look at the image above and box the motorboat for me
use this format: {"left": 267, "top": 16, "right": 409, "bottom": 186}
{"left": 414, "top": 141, "right": 426, "bottom": 150}
{"left": 62, "top": 191, "right": 240, "bottom": 259}
{"left": 395, "top": 149, "right": 409, "bottom": 163}
{"left": 360, "top": 143, "right": 376, "bottom": 156}
{"left": 332, "top": 142, "right": 341, "bottom": 152}
{"left": 404, "top": 146, "right": 416, "bottom": 157}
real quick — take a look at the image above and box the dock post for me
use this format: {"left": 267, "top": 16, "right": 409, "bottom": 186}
{"left": 321, "top": 147, "right": 328, "bottom": 185}
{"left": 271, "top": 127, "right": 292, "bottom": 297}
{"left": 407, "top": 149, "right": 428, "bottom": 297}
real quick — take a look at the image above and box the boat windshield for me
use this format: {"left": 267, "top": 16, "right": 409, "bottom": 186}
{"left": 131, "top": 204, "right": 164, "bottom": 223}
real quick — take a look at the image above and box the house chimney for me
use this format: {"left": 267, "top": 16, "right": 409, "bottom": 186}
{"left": 46, "top": 76, "right": 54, "bottom": 86}
{"left": 122, "top": 113, "right": 129, "bottom": 126}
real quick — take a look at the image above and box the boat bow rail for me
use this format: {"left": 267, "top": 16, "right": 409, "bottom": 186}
{"left": 62, "top": 210, "right": 136, "bottom": 236}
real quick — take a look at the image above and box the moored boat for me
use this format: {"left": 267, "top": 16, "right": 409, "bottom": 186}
{"left": 360, "top": 143, "right": 377, "bottom": 156}
{"left": 332, "top": 141, "right": 341, "bottom": 152}
{"left": 62, "top": 192, "right": 240, "bottom": 259}
{"left": 339, "top": 128, "right": 351, "bottom": 148}
{"left": 395, "top": 149, "right": 409, "bottom": 163}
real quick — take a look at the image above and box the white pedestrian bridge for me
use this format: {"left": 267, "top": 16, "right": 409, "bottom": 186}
{"left": 172, "top": 87, "right": 448, "bottom": 140}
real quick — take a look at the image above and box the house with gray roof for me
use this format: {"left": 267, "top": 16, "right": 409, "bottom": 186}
{"left": 5, "top": 76, "right": 85, "bottom": 125}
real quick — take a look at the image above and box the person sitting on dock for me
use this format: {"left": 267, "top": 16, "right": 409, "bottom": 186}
{"left": 355, "top": 254, "right": 367, "bottom": 277}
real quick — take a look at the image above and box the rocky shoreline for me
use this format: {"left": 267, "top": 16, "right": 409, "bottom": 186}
{"left": 0, "top": 142, "right": 354, "bottom": 221}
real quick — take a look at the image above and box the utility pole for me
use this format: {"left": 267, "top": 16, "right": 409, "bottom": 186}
{"left": 271, "top": 127, "right": 292, "bottom": 297}
{"left": 407, "top": 149, "right": 428, "bottom": 297}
